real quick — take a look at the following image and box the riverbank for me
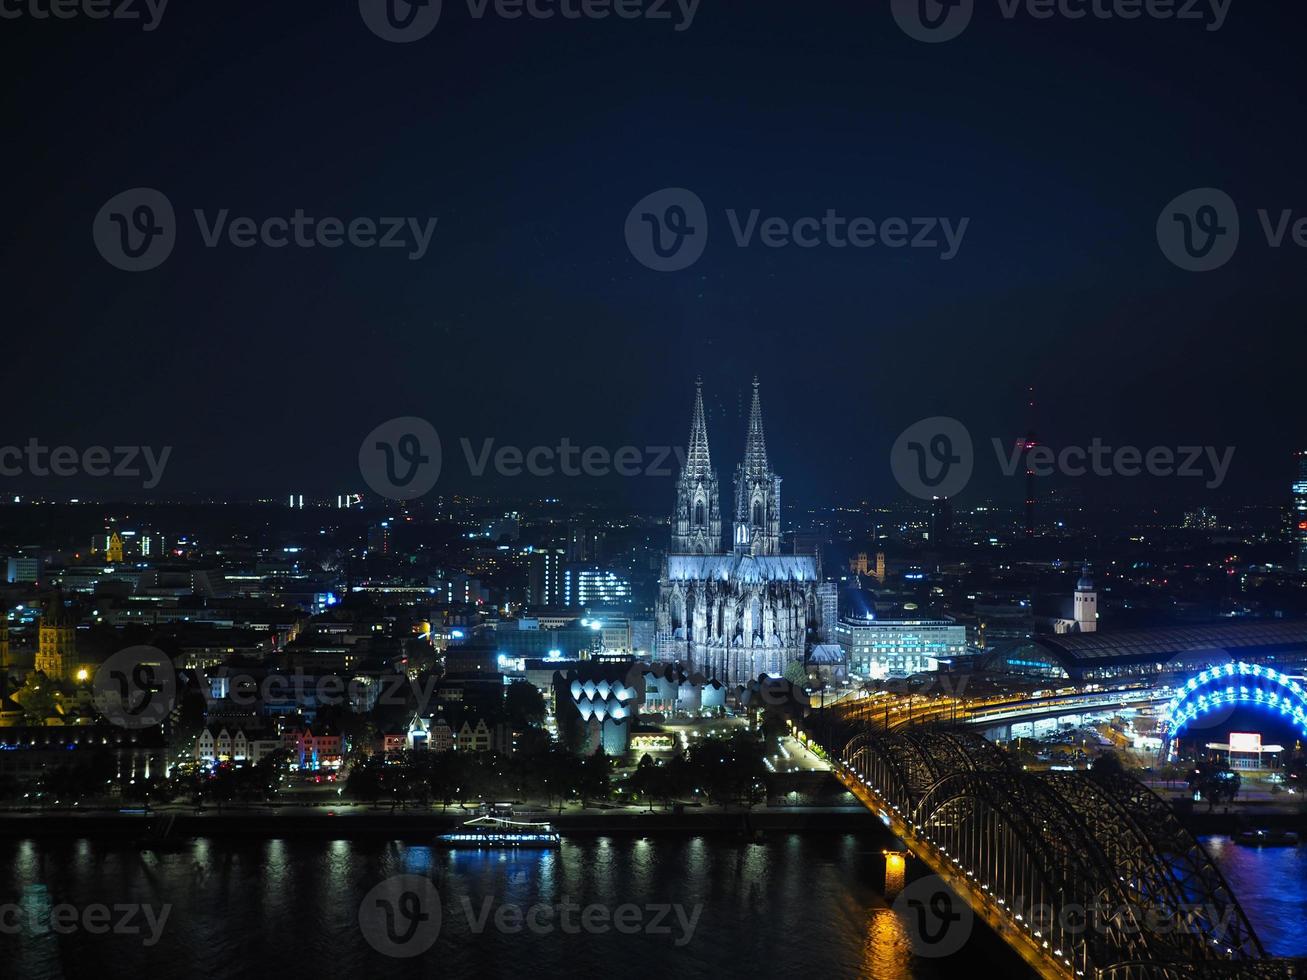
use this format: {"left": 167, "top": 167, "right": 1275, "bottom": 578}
{"left": 0, "top": 804, "right": 883, "bottom": 840}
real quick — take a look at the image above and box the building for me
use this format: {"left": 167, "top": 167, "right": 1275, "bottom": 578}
{"left": 655, "top": 380, "right": 823, "bottom": 686}
{"left": 835, "top": 615, "right": 966, "bottom": 679}
{"left": 638, "top": 663, "right": 727, "bottom": 716}
{"left": 283, "top": 726, "right": 343, "bottom": 770}
{"left": 807, "top": 643, "right": 848, "bottom": 684}
{"left": 367, "top": 521, "right": 392, "bottom": 556}
{"left": 486, "top": 618, "right": 602, "bottom": 661}
{"left": 456, "top": 718, "right": 492, "bottom": 752}
{"left": 6, "top": 557, "right": 41, "bottom": 584}
{"left": 36, "top": 596, "right": 81, "bottom": 682}
{"left": 1052, "top": 563, "right": 1099, "bottom": 635}
{"left": 817, "top": 582, "right": 839, "bottom": 642}
{"left": 0, "top": 726, "right": 168, "bottom": 781}
{"left": 195, "top": 726, "right": 281, "bottom": 765}
{"left": 928, "top": 497, "right": 953, "bottom": 545}
{"left": 528, "top": 547, "right": 565, "bottom": 606}
{"left": 562, "top": 566, "right": 633, "bottom": 608}
{"left": 1074, "top": 564, "right": 1098, "bottom": 633}
{"left": 1030, "top": 620, "right": 1307, "bottom": 682}
{"left": 1295, "top": 451, "right": 1307, "bottom": 572}
{"left": 553, "top": 663, "right": 639, "bottom": 755}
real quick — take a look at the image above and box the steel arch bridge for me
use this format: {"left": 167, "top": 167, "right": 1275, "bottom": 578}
{"left": 831, "top": 725, "right": 1299, "bottom": 980}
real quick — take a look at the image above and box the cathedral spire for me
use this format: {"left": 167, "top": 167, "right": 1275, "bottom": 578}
{"left": 686, "top": 377, "right": 712, "bottom": 478}
{"left": 671, "top": 380, "right": 723, "bottom": 555}
{"left": 734, "top": 377, "right": 782, "bottom": 556}
{"left": 742, "top": 376, "right": 769, "bottom": 475}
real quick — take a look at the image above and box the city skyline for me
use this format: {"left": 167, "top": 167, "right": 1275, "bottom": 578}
{"left": 4, "top": 2, "right": 1307, "bottom": 976}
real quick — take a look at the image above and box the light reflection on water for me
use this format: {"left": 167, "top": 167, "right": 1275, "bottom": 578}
{"left": 1202, "top": 835, "right": 1307, "bottom": 957}
{"left": 863, "top": 908, "right": 915, "bottom": 980}
{"left": 0, "top": 834, "right": 1026, "bottom": 979}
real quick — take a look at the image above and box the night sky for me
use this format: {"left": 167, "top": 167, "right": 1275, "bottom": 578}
{"left": 3, "top": 1, "right": 1304, "bottom": 508}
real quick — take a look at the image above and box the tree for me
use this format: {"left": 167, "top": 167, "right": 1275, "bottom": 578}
{"left": 346, "top": 758, "right": 384, "bottom": 805}
{"left": 1187, "top": 760, "right": 1241, "bottom": 810}
{"left": 1090, "top": 752, "right": 1125, "bottom": 779}
{"left": 1157, "top": 762, "right": 1183, "bottom": 788}
{"left": 782, "top": 660, "right": 809, "bottom": 688}
{"left": 578, "top": 747, "right": 611, "bottom": 809}
{"left": 629, "top": 754, "right": 660, "bottom": 812}
{"left": 13, "top": 673, "right": 59, "bottom": 725}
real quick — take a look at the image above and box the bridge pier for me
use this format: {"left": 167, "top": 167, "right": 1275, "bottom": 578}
{"left": 882, "top": 847, "right": 905, "bottom": 898}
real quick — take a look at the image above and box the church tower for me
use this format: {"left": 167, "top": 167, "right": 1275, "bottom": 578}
{"left": 671, "top": 380, "right": 723, "bottom": 555}
{"left": 733, "top": 378, "right": 781, "bottom": 556}
{"left": 1074, "top": 563, "right": 1098, "bottom": 633}
{"left": 37, "top": 593, "right": 78, "bottom": 680}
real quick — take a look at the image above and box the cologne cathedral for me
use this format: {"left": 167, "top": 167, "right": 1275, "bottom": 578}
{"left": 654, "top": 379, "right": 823, "bottom": 686}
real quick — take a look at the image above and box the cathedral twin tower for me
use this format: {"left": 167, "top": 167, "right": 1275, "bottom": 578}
{"left": 657, "top": 379, "right": 823, "bottom": 687}
{"left": 672, "top": 378, "right": 782, "bottom": 558}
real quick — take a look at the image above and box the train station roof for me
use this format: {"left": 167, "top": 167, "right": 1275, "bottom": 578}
{"left": 1033, "top": 620, "right": 1307, "bottom": 676}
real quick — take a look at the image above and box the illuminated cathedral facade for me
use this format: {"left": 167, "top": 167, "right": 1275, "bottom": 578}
{"left": 655, "top": 379, "right": 822, "bottom": 687}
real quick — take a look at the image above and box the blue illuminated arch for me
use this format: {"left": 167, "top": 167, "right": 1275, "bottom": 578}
{"left": 1164, "top": 662, "right": 1307, "bottom": 743}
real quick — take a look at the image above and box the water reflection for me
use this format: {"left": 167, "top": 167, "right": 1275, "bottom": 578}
{"left": 864, "top": 908, "right": 915, "bottom": 979}
{"left": 1202, "top": 835, "right": 1307, "bottom": 957}
{"left": 0, "top": 834, "right": 1030, "bottom": 979}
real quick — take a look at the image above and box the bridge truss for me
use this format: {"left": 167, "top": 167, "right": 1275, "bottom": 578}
{"left": 835, "top": 725, "right": 1298, "bottom": 979}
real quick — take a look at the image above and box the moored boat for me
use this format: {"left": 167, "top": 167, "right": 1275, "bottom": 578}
{"left": 1235, "top": 829, "right": 1299, "bottom": 847}
{"left": 437, "top": 814, "right": 560, "bottom": 848}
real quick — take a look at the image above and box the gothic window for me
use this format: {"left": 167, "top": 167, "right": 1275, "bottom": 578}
{"left": 695, "top": 501, "right": 706, "bottom": 526}
{"left": 753, "top": 501, "right": 763, "bottom": 526}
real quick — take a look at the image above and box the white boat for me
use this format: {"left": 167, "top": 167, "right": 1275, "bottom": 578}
{"left": 437, "top": 814, "right": 560, "bottom": 848}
